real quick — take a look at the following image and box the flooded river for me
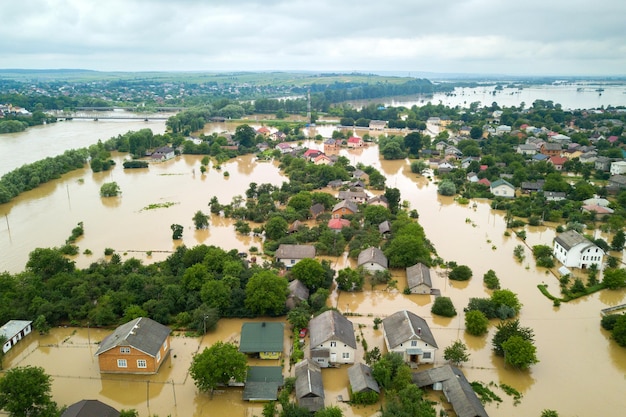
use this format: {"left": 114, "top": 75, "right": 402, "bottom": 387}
{"left": 1, "top": 120, "right": 626, "bottom": 416}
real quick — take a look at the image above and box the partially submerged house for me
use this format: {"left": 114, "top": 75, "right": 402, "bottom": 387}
{"left": 553, "top": 230, "right": 604, "bottom": 270}
{"left": 382, "top": 310, "right": 438, "bottom": 366}
{"left": 490, "top": 179, "right": 515, "bottom": 198}
{"left": 405, "top": 263, "right": 433, "bottom": 294}
{"left": 309, "top": 310, "right": 356, "bottom": 367}
{"left": 242, "top": 366, "right": 284, "bottom": 402}
{"left": 357, "top": 247, "right": 388, "bottom": 273}
{"left": 412, "top": 365, "right": 489, "bottom": 417}
{"left": 295, "top": 359, "right": 325, "bottom": 412}
{"left": 239, "top": 322, "right": 284, "bottom": 359}
{"left": 275, "top": 244, "right": 316, "bottom": 268}
{"left": 286, "top": 279, "right": 309, "bottom": 310}
{"left": 1, "top": 320, "right": 33, "bottom": 353}
{"left": 348, "top": 363, "right": 380, "bottom": 398}
{"left": 95, "top": 317, "right": 171, "bottom": 374}
{"left": 61, "top": 400, "right": 120, "bottom": 417}
{"left": 150, "top": 146, "right": 175, "bottom": 161}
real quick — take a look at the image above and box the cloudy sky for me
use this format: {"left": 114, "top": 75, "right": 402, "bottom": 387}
{"left": 1, "top": 0, "right": 625, "bottom": 76}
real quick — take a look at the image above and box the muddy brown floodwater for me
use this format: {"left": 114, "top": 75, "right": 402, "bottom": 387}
{"left": 1, "top": 127, "right": 626, "bottom": 416}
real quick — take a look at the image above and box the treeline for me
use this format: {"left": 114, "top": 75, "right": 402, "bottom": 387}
{"left": 0, "top": 111, "right": 57, "bottom": 133}
{"left": 0, "top": 91, "right": 111, "bottom": 111}
{"left": 0, "top": 149, "right": 89, "bottom": 204}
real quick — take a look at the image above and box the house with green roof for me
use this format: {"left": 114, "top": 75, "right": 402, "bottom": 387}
{"left": 239, "top": 322, "right": 284, "bottom": 359}
{"left": 490, "top": 178, "right": 515, "bottom": 198}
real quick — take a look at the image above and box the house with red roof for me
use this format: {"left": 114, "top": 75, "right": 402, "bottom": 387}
{"left": 313, "top": 154, "right": 332, "bottom": 165}
{"left": 478, "top": 178, "right": 491, "bottom": 187}
{"left": 549, "top": 156, "right": 568, "bottom": 171}
{"left": 347, "top": 137, "right": 364, "bottom": 148}
{"left": 257, "top": 126, "right": 271, "bottom": 136}
{"left": 608, "top": 136, "right": 619, "bottom": 144}
{"left": 328, "top": 218, "right": 351, "bottom": 231}
{"left": 303, "top": 149, "right": 323, "bottom": 160}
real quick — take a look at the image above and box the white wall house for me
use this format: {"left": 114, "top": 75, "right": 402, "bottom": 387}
{"left": 1, "top": 320, "right": 33, "bottom": 353}
{"left": 490, "top": 179, "right": 515, "bottom": 198}
{"left": 382, "top": 311, "right": 437, "bottom": 366}
{"left": 309, "top": 310, "right": 356, "bottom": 367}
{"left": 553, "top": 230, "right": 604, "bottom": 270}
{"left": 610, "top": 161, "right": 626, "bottom": 175}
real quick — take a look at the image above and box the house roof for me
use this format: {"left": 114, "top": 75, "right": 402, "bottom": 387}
{"left": 242, "top": 366, "right": 284, "bottom": 401}
{"left": 554, "top": 230, "right": 593, "bottom": 251}
{"left": 412, "top": 365, "right": 488, "bottom": 417}
{"left": 332, "top": 200, "right": 358, "bottom": 214}
{"left": 357, "top": 247, "right": 388, "bottom": 268}
{"left": 0, "top": 320, "right": 32, "bottom": 340}
{"left": 406, "top": 263, "right": 432, "bottom": 289}
{"left": 309, "top": 310, "right": 356, "bottom": 348}
{"left": 490, "top": 179, "right": 514, "bottom": 189}
{"left": 348, "top": 363, "right": 380, "bottom": 394}
{"left": 582, "top": 204, "right": 614, "bottom": 215}
{"left": 338, "top": 190, "right": 368, "bottom": 200}
{"left": 275, "top": 244, "right": 316, "bottom": 260}
{"left": 61, "top": 400, "right": 120, "bottom": 417}
{"left": 288, "top": 279, "right": 309, "bottom": 302}
{"left": 94, "top": 317, "right": 171, "bottom": 357}
{"left": 382, "top": 310, "right": 438, "bottom": 349}
{"left": 378, "top": 220, "right": 391, "bottom": 234}
{"left": 239, "top": 322, "right": 284, "bottom": 353}
{"left": 295, "top": 359, "right": 324, "bottom": 412}
{"left": 347, "top": 136, "right": 362, "bottom": 143}
{"left": 549, "top": 156, "right": 568, "bottom": 165}
{"left": 310, "top": 203, "right": 326, "bottom": 217}
{"left": 328, "top": 218, "right": 351, "bottom": 230}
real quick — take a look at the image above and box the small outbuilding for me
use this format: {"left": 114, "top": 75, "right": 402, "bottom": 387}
{"left": 242, "top": 366, "right": 284, "bottom": 402}
{"left": 1, "top": 320, "right": 33, "bottom": 354}
{"left": 405, "top": 263, "right": 433, "bottom": 294}
{"left": 295, "top": 359, "right": 325, "bottom": 412}
{"left": 348, "top": 363, "right": 380, "bottom": 396}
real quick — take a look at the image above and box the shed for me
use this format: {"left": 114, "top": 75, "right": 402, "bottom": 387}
{"left": 405, "top": 263, "right": 433, "bottom": 294}
{"left": 295, "top": 359, "right": 325, "bottom": 412}
{"left": 242, "top": 366, "right": 284, "bottom": 401}
{"left": 239, "top": 322, "right": 284, "bottom": 359}
{"left": 286, "top": 279, "right": 310, "bottom": 310}
{"left": 348, "top": 363, "right": 380, "bottom": 395}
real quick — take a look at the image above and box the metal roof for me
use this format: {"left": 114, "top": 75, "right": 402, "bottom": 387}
{"left": 94, "top": 317, "right": 170, "bottom": 357}
{"left": 295, "top": 359, "right": 324, "bottom": 412}
{"left": 0, "top": 320, "right": 32, "bottom": 340}
{"left": 357, "top": 247, "right": 388, "bottom": 268}
{"left": 382, "top": 310, "right": 438, "bottom": 349}
{"left": 239, "top": 322, "right": 284, "bottom": 353}
{"left": 406, "top": 263, "right": 432, "bottom": 289}
{"left": 348, "top": 363, "right": 380, "bottom": 394}
{"left": 61, "top": 400, "right": 120, "bottom": 417}
{"left": 309, "top": 310, "right": 356, "bottom": 349}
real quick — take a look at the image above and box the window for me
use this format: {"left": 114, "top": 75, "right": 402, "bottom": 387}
{"left": 330, "top": 341, "right": 336, "bottom": 347}
{"left": 163, "top": 340, "right": 168, "bottom": 350}
{"left": 422, "top": 352, "right": 431, "bottom": 359}
{"left": 137, "top": 359, "right": 147, "bottom": 368}
{"left": 117, "top": 359, "right": 127, "bottom": 368}
{"left": 156, "top": 351, "right": 161, "bottom": 362}
{"left": 342, "top": 352, "right": 350, "bottom": 359}
{"left": 291, "top": 260, "right": 295, "bottom": 265}
{"left": 411, "top": 340, "right": 418, "bottom": 347}
{"left": 120, "top": 347, "right": 130, "bottom": 354}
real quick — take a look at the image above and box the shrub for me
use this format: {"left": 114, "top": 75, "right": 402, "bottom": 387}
{"left": 465, "top": 310, "right": 489, "bottom": 336}
{"left": 431, "top": 297, "right": 457, "bottom": 317}
{"left": 483, "top": 269, "right": 500, "bottom": 289}
{"left": 601, "top": 314, "right": 621, "bottom": 331}
{"left": 449, "top": 265, "right": 472, "bottom": 281}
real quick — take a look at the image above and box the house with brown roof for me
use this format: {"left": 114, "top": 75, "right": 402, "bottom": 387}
{"left": 309, "top": 310, "right": 356, "bottom": 367}
{"left": 310, "top": 203, "right": 325, "bottom": 219}
{"left": 275, "top": 244, "right": 316, "bottom": 268}
{"left": 382, "top": 310, "right": 438, "bottom": 365}
{"left": 357, "top": 247, "right": 388, "bottom": 273}
{"left": 540, "top": 143, "right": 562, "bottom": 157}
{"left": 313, "top": 154, "right": 332, "bottom": 165}
{"left": 405, "top": 263, "right": 433, "bottom": 294}
{"left": 95, "top": 317, "right": 171, "bottom": 374}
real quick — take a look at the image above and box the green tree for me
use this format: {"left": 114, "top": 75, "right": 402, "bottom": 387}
{"left": 336, "top": 267, "right": 364, "bottom": 292}
{"left": 483, "top": 269, "right": 501, "bottom": 289}
{"left": 403, "top": 132, "right": 423, "bottom": 155}
{"left": 384, "top": 234, "right": 430, "bottom": 268}
{"left": 540, "top": 410, "right": 559, "bottom": 417}
{"left": 291, "top": 258, "right": 326, "bottom": 291}
{"left": 437, "top": 179, "right": 456, "bottom": 196}
{"left": 384, "top": 187, "right": 401, "bottom": 214}
{"left": 501, "top": 335, "right": 539, "bottom": 369}
{"left": 603, "top": 268, "right": 626, "bottom": 290}
{"left": 0, "top": 366, "right": 58, "bottom": 417}
{"left": 100, "top": 181, "right": 121, "bottom": 197}
{"left": 171, "top": 223, "right": 183, "bottom": 240}
{"left": 189, "top": 341, "right": 248, "bottom": 395}
{"left": 26, "top": 247, "right": 75, "bottom": 279}
{"left": 314, "top": 405, "right": 343, "bottom": 417}
{"left": 611, "top": 314, "right": 626, "bottom": 347}
{"left": 245, "top": 270, "right": 288, "bottom": 316}
{"left": 193, "top": 210, "right": 209, "bottom": 229}
{"left": 234, "top": 124, "right": 256, "bottom": 148}
{"left": 490, "top": 289, "right": 522, "bottom": 316}
{"left": 611, "top": 230, "right": 625, "bottom": 251}
{"left": 492, "top": 319, "right": 535, "bottom": 357}
{"left": 470, "top": 126, "right": 483, "bottom": 139}
{"left": 449, "top": 265, "right": 472, "bottom": 281}
{"left": 465, "top": 310, "right": 489, "bottom": 336}
{"left": 443, "top": 340, "right": 470, "bottom": 366}
{"left": 431, "top": 296, "right": 457, "bottom": 317}
{"left": 265, "top": 216, "right": 288, "bottom": 241}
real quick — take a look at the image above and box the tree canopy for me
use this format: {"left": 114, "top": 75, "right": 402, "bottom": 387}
{"left": 0, "top": 366, "right": 58, "bottom": 417}
{"left": 189, "top": 341, "right": 248, "bottom": 393}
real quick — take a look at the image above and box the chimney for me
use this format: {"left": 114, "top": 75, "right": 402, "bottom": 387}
{"left": 418, "top": 327, "right": 422, "bottom": 335}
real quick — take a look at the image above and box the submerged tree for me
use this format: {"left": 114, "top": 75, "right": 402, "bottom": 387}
{"left": 189, "top": 342, "right": 248, "bottom": 396}
{"left": 443, "top": 340, "right": 470, "bottom": 366}
{"left": 170, "top": 224, "right": 183, "bottom": 240}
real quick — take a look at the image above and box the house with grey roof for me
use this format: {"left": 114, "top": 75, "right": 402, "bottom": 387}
{"left": 239, "top": 322, "right": 284, "bottom": 360}
{"left": 242, "top": 366, "right": 284, "bottom": 401}
{"left": 151, "top": 146, "right": 175, "bottom": 161}
{"left": 553, "top": 230, "right": 604, "bottom": 270}
{"left": 378, "top": 220, "right": 391, "bottom": 237}
{"left": 275, "top": 244, "right": 316, "bottom": 268}
{"left": 332, "top": 200, "right": 358, "bottom": 218}
{"left": 61, "top": 400, "right": 120, "bottom": 417}
{"left": 1, "top": 320, "right": 32, "bottom": 354}
{"left": 295, "top": 359, "right": 325, "bottom": 412}
{"left": 338, "top": 190, "right": 368, "bottom": 204}
{"left": 95, "top": 317, "right": 171, "bottom": 374}
{"left": 310, "top": 203, "right": 325, "bottom": 219}
{"left": 412, "top": 365, "right": 489, "bottom": 417}
{"left": 286, "top": 279, "right": 309, "bottom": 310}
{"left": 405, "top": 263, "right": 433, "bottom": 294}
{"left": 309, "top": 310, "right": 356, "bottom": 367}
{"left": 357, "top": 247, "right": 388, "bottom": 273}
{"left": 382, "top": 310, "right": 438, "bottom": 366}
{"left": 348, "top": 363, "right": 380, "bottom": 397}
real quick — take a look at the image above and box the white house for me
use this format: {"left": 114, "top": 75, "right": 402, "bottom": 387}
{"left": 357, "top": 247, "right": 388, "bottom": 273}
{"left": 490, "top": 179, "right": 515, "bottom": 198}
{"left": 309, "top": 310, "right": 356, "bottom": 367}
{"left": 382, "top": 310, "right": 437, "bottom": 365}
{"left": 275, "top": 244, "right": 316, "bottom": 268}
{"left": 1, "top": 320, "right": 33, "bottom": 353}
{"left": 553, "top": 230, "right": 604, "bottom": 270}
{"left": 610, "top": 161, "right": 626, "bottom": 175}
